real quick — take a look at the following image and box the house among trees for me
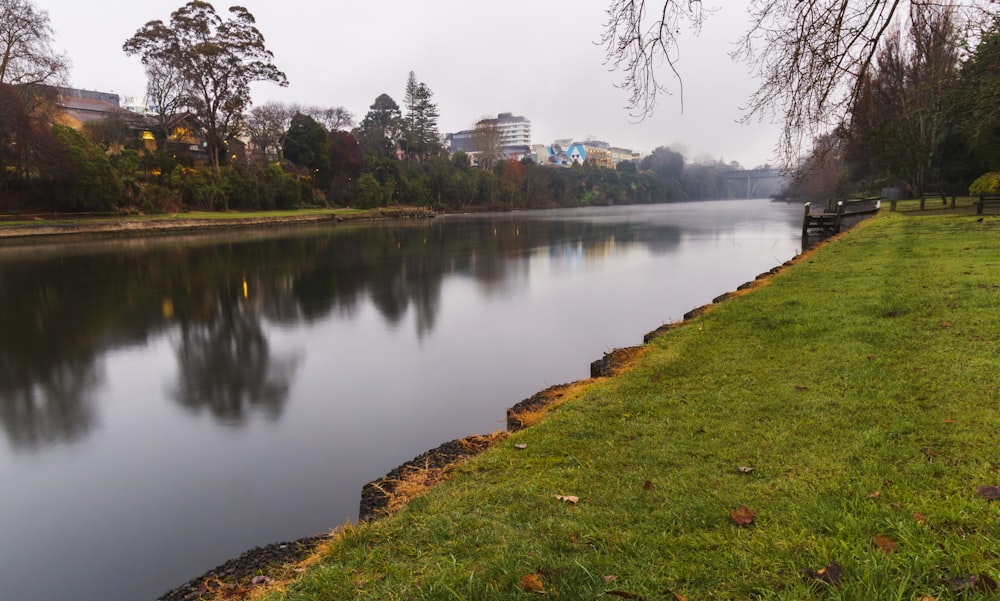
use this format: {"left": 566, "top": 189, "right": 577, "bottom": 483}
{"left": 54, "top": 88, "right": 134, "bottom": 128}
{"left": 50, "top": 86, "right": 220, "bottom": 162}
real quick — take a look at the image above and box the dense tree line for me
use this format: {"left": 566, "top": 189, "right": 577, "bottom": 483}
{"left": 0, "top": 0, "right": 759, "bottom": 215}
{"left": 781, "top": 6, "right": 1000, "bottom": 203}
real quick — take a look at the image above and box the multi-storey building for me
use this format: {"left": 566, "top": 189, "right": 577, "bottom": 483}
{"left": 479, "top": 112, "right": 531, "bottom": 147}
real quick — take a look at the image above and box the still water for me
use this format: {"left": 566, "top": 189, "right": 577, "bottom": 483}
{"left": 0, "top": 199, "right": 803, "bottom": 601}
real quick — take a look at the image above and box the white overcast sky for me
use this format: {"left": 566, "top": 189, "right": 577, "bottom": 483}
{"left": 42, "top": 0, "right": 783, "bottom": 167}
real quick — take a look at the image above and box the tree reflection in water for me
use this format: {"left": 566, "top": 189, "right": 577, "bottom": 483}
{"left": 170, "top": 286, "right": 298, "bottom": 425}
{"left": 0, "top": 208, "right": 694, "bottom": 448}
{"left": 0, "top": 358, "right": 100, "bottom": 451}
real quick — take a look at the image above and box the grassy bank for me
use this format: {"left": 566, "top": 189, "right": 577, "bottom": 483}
{"left": 0, "top": 207, "right": 437, "bottom": 240}
{"left": 255, "top": 210, "right": 998, "bottom": 600}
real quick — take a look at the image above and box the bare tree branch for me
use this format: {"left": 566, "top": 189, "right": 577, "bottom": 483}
{"left": 602, "top": 0, "right": 995, "bottom": 161}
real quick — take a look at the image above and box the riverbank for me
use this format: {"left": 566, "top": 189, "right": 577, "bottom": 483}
{"left": 234, "top": 210, "right": 1000, "bottom": 600}
{"left": 0, "top": 206, "right": 435, "bottom": 240}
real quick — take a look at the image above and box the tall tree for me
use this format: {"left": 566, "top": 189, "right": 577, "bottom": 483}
{"left": 123, "top": 1, "right": 287, "bottom": 176}
{"left": 958, "top": 14, "right": 1000, "bottom": 170}
{"left": 401, "top": 71, "right": 441, "bottom": 161}
{"left": 355, "top": 93, "right": 403, "bottom": 158}
{"left": 846, "top": 6, "right": 962, "bottom": 194}
{"left": 143, "top": 61, "right": 186, "bottom": 152}
{"left": 282, "top": 112, "right": 331, "bottom": 189}
{"left": 471, "top": 117, "right": 503, "bottom": 170}
{"left": 0, "top": 0, "right": 68, "bottom": 86}
{"left": 602, "top": 0, "right": 994, "bottom": 159}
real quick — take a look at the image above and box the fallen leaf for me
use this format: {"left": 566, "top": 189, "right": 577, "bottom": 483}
{"left": 730, "top": 505, "right": 755, "bottom": 526}
{"left": 737, "top": 466, "right": 756, "bottom": 474}
{"left": 250, "top": 575, "right": 273, "bottom": 586}
{"left": 921, "top": 448, "right": 938, "bottom": 458}
{"left": 866, "top": 491, "right": 881, "bottom": 499}
{"left": 802, "top": 562, "right": 843, "bottom": 586}
{"left": 867, "top": 354, "right": 877, "bottom": 360}
{"left": 514, "top": 444, "right": 528, "bottom": 450}
{"left": 976, "top": 485, "right": 1000, "bottom": 501}
{"left": 912, "top": 511, "right": 928, "bottom": 525}
{"left": 604, "top": 591, "right": 645, "bottom": 600}
{"left": 919, "top": 597, "right": 937, "bottom": 601}
{"left": 555, "top": 494, "right": 580, "bottom": 504}
{"left": 603, "top": 575, "right": 618, "bottom": 583}
{"left": 520, "top": 573, "right": 545, "bottom": 593}
{"left": 942, "top": 321, "right": 953, "bottom": 328}
{"left": 668, "top": 592, "right": 687, "bottom": 601}
{"left": 889, "top": 502, "right": 902, "bottom": 509}
{"left": 794, "top": 385, "right": 810, "bottom": 391}
{"left": 950, "top": 573, "right": 998, "bottom": 594}
{"left": 873, "top": 534, "right": 898, "bottom": 553}
{"left": 643, "top": 480, "right": 654, "bottom": 491}
{"left": 943, "top": 419, "right": 956, "bottom": 424}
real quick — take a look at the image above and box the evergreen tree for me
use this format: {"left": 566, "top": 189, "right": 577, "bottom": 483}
{"left": 283, "top": 112, "right": 331, "bottom": 189}
{"left": 401, "top": 71, "right": 441, "bottom": 161}
{"left": 356, "top": 93, "right": 402, "bottom": 158}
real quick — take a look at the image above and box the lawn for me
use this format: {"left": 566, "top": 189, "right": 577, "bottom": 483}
{"left": 257, "top": 210, "right": 1000, "bottom": 600}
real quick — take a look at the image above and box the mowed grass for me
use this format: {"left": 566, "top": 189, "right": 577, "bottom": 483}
{"left": 263, "top": 211, "right": 1000, "bottom": 601}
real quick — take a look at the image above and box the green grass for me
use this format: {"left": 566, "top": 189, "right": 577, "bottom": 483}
{"left": 263, "top": 211, "right": 1000, "bottom": 601}
{"left": 0, "top": 207, "right": 366, "bottom": 227}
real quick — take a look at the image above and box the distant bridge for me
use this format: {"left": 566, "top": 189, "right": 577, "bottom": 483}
{"left": 719, "top": 168, "right": 788, "bottom": 199}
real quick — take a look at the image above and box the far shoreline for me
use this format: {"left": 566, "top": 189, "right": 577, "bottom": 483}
{"left": 0, "top": 206, "right": 437, "bottom": 241}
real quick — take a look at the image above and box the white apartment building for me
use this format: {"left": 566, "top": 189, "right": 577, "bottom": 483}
{"left": 477, "top": 112, "right": 531, "bottom": 147}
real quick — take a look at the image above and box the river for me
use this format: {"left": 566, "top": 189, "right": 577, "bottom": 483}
{"left": 0, "top": 199, "right": 804, "bottom": 601}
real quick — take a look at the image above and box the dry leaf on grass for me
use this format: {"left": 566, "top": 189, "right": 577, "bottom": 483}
{"left": 976, "top": 485, "right": 1000, "bottom": 501}
{"left": 554, "top": 494, "right": 579, "bottom": 504}
{"left": 950, "top": 573, "right": 997, "bottom": 594}
{"left": 873, "top": 534, "right": 898, "bottom": 553}
{"left": 802, "top": 562, "right": 843, "bottom": 586}
{"left": 603, "top": 575, "right": 618, "bottom": 582}
{"left": 643, "top": 480, "right": 654, "bottom": 491}
{"left": 514, "top": 444, "right": 528, "bottom": 450}
{"left": 913, "top": 511, "right": 928, "bottom": 525}
{"left": 729, "top": 505, "right": 755, "bottom": 526}
{"left": 604, "top": 590, "right": 645, "bottom": 600}
{"left": 737, "top": 466, "right": 755, "bottom": 474}
{"left": 520, "top": 573, "right": 545, "bottom": 593}
{"left": 866, "top": 491, "right": 881, "bottom": 499}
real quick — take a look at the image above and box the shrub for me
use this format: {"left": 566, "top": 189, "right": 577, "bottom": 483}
{"left": 49, "top": 125, "right": 124, "bottom": 212}
{"left": 179, "top": 169, "right": 226, "bottom": 210}
{"left": 224, "top": 166, "right": 260, "bottom": 210}
{"left": 969, "top": 171, "right": 1000, "bottom": 195}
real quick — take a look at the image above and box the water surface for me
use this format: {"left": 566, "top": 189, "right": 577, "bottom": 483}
{"left": 0, "top": 199, "right": 803, "bottom": 600}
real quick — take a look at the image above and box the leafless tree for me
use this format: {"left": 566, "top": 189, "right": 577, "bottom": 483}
{"left": 849, "top": 5, "right": 962, "bottom": 194}
{"left": 472, "top": 117, "right": 503, "bottom": 170}
{"left": 296, "top": 105, "right": 354, "bottom": 132}
{"left": 245, "top": 101, "right": 293, "bottom": 162}
{"left": 0, "top": 0, "right": 68, "bottom": 87}
{"left": 602, "top": 0, "right": 994, "bottom": 160}
{"left": 144, "top": 61, "right": 186, "bottom": 151}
